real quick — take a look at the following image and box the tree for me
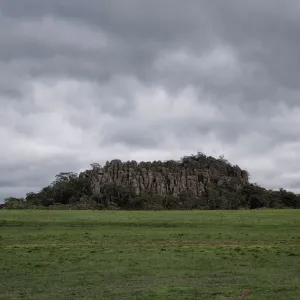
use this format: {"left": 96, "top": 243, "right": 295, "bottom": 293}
{"left": 4, "top": 197, "right": 27, "bottom": 209}
{"left": 218, "top": 154, "right": 230, "bottom": 164}
{"left": 90, "top": 163, "right": 101, "bottom": 170}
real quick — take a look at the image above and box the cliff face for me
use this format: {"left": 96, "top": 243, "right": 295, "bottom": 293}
{"left": 81, "top": 155, "right": 249, "bottom": 199}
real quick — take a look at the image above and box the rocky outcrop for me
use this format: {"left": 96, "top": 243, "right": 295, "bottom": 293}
{"left": 81, "top": 154, "right": 249, "bottom": 199}
{"left": 5, "top": 154, "right": 300, "bottom": 210}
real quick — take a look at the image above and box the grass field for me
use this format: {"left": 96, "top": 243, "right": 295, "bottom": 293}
{"left": 0, "top": 210, "right": 300, "bottom": 300}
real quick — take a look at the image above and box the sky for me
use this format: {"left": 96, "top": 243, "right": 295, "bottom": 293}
{"left": 1, "top": 0, "right": 300, "bottom": 201}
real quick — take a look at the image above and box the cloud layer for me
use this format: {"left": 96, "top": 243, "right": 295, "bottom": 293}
{"left": 1, "top": 0, "right": 300, "bottom": 201}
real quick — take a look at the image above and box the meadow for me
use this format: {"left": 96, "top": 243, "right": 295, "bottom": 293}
{"left": 0, "top": 210, "right": 300, "bottom": 299}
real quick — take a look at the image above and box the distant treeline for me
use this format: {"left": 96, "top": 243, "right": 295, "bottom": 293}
{"left": 2, "top": 154, "right": 300, "bottom": 210}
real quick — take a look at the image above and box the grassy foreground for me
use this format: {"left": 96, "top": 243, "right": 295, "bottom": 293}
{"left": 0, "top": 210, "right": 300, "bottom": 300}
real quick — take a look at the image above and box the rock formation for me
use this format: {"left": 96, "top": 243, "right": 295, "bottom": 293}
{"left": 5, "top": 152, "right": 300, "bottom": 210}
{"left": 81, "top": 154, "right": 249, "bottom": 199}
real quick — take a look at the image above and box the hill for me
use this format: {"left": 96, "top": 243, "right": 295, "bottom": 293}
{"left": 2, "top": 152, "right": 300, "bottom": 209}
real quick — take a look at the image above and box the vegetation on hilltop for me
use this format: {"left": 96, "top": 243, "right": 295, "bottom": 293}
{"left": 2, "top": 153, "right": 300, "bottom": 210}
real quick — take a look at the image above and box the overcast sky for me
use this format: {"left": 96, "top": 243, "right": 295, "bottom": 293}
{"left": 1, "top": 0, "right": 300, "bottom": 201}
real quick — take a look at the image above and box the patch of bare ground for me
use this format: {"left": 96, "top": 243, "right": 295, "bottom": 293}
{"left": 232, "top": 288, "right": 252, "bottom": 300}
{"left": 124, "top": 240, "right": 300, "bottom": 248}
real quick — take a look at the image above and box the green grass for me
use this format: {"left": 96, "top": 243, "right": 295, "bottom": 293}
{"left": 0, "top": 210, "right": 300, "bottom": 299}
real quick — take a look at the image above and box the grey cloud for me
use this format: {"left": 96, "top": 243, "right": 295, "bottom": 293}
{"left": 103, "top": 125, "right": 161, "bottom": 148}
{"left": 0, "top": 153, "right": 85, "bottom": 201}
{"left": 1, "top": 0, "right": 300, "bottom": 201}
{"left": 1, "top": 0, "right": 299, "bottom": 92}
{"left": 1, "top": 0, "right": 299, "bottom": 113}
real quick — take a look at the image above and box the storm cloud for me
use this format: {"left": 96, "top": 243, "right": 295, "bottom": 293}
{"left": 1, "top": 0, "right": 300, "bottom": 201}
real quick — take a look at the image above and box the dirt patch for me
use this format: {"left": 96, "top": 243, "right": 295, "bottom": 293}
{"left": 123, "top": 240, "right": 300, "bottom": 248}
